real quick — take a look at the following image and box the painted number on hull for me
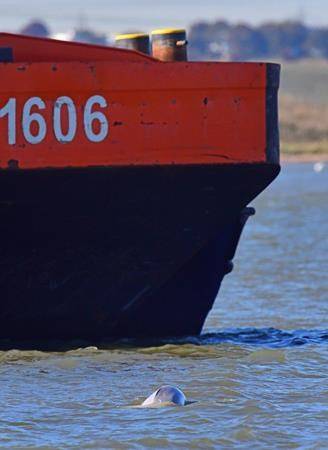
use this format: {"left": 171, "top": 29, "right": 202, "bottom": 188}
{"left": 0, "top": 95, "right": 109, "bottom": 145}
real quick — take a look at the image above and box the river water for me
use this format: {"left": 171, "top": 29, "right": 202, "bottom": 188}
{"left": 1, "top": 163, "right": 327, "bottom": 449}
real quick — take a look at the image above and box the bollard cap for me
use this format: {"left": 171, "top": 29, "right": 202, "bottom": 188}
{"left": 115, "top": 32, "right": 149, "bottom": 41}
{"left": 151, "top": 28, "right": 186, "bottom": 37}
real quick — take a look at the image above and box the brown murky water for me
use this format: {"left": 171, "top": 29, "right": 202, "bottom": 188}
{"left": 1, "top": 163, "right": 327, "bottom": 449}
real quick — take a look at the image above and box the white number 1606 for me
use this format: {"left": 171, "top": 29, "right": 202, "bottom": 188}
{"left": 0, "top": 95, "right": 109, "bottom": 145}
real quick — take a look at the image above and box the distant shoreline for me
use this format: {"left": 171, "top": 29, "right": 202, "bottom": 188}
{"left": 281, "top": 153, "right": 328, "bottom": 163}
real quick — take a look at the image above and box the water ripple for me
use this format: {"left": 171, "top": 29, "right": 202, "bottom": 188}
{"left": 119, "top": 328, "right": 328, "bottom": 350}
{"left": 192, "top": 327, "right": 328, "bottom": 347}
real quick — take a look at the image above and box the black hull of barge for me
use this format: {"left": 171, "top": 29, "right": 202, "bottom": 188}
{"left": 0, "top": 163, "right": 279, "bottom": 340}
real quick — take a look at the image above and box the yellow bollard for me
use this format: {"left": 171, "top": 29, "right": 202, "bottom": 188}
{"left": 151, "top": 28, "right": 188, "bottom": 61}
{"left": 115, "top": 32, "right": 150, "bottom": 55}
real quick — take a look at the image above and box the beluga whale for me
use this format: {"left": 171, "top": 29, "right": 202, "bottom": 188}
{"left": 141, "top": 385, "right": 186, "bottom": 407}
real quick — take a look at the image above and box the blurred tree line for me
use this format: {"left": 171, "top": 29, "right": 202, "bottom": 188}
{"left": 189, "top": 20, "right": 328, "bottom": 60}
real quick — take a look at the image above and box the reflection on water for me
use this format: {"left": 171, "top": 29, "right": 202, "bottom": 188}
{"left": 0, "top": 164, "right": 327, "bottom": 448}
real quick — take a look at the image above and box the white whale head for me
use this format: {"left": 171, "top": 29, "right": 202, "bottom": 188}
{"left": 141, "top": 385, "right": 186, "bottom": 407}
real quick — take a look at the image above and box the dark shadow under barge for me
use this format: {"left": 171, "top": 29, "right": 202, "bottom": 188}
{"left": 0, "top": 163, "right": 279, "bottom": 340}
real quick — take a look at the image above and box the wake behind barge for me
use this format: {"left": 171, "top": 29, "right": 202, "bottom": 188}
{"left": 0, "top": 33, "right": 280, "bottom": 340}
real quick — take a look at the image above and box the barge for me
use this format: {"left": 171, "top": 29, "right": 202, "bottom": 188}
{"left": 0, "top": 32, "right": 280, "bottom": 340}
